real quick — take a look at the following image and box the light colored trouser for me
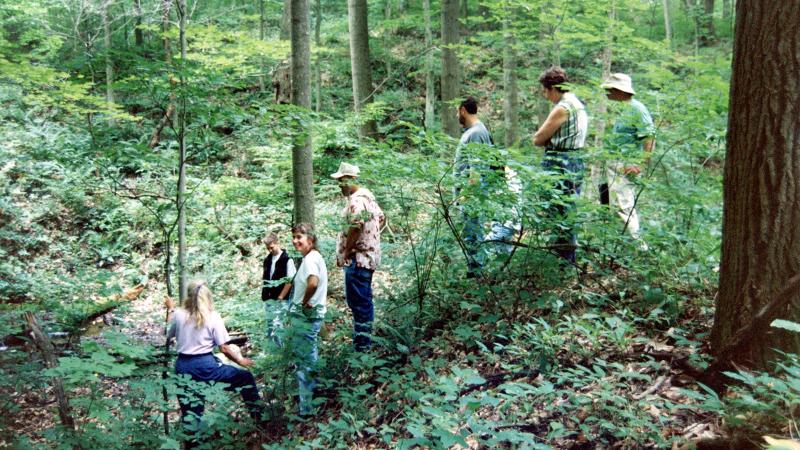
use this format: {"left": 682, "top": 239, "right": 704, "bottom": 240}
{"left": 594, "top": 161, "right": 641, "bottom": 240}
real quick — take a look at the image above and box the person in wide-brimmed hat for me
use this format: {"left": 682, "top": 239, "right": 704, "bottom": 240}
{"left": 598, "top": 73, "right": 656, "bottom": 250}
{"left": 331, "top": 162, "right": 384, "bottom": 352}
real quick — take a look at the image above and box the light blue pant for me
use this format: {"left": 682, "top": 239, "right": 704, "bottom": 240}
{"left": 287, "top": 311, "right": 322, "bottom": 416}
{"left": 264, "top": 299, "right": 290, "bottom": 347}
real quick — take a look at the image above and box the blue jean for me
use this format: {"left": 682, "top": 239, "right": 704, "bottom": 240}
{"left": 345, "top": 260, "right": 374, "bottom": 351}
{"left": 287, "top": 311, "right": 322, "bottom": 415}
{"left": 175, "top": 353, "right": 263, "bottom": 424}
{"left": 541, "top": 151, "right": 584, "bottom": 264}
{"left": 264, "top": 299, "right": 290, "bottom": 347}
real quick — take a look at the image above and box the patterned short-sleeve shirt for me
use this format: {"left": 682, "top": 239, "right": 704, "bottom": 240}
{"left": 336, "top": 187, "right": 385, "bottom": 270}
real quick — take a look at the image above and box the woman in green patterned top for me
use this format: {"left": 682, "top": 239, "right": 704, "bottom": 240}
{"left": 533, "top": 66, "right": 589, "bottom": 264}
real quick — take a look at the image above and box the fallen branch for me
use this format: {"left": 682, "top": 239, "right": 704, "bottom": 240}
{"left": 25, "top": 312, "right": 75, "bottom": 430}
{"left": 458, "top": 370, "right": 536, "bottom": 396}
{"left": 149, "top": 103, "right": 175, "bottom": 148}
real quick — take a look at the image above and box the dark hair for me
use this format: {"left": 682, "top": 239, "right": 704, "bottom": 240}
{"left": 539, "top": 66, "right": 569, "bottom": 92}
{"left": 291, "top": 222, "right": 319, "bottom": 250}
{"left": 459, "top": 97, "right": 478, "bottom": 115}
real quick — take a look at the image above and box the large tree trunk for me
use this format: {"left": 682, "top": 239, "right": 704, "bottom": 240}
{"left": 423, "top": 0, "right": 434, "bottom": 131}
{"left": 722, "top": 0, "right": 731, "bottom": 20}
{"left": 347, "top": 0, "right": 378, "bottom": 138}
{"left": 712, "top": 1, "right": 800, "bottom": 368}
{"left": 663, "top": 0, "right": 671, "bottom": 42}
{"left": 440, "top": 0, "right": 460, "bottom": 138}
{"left": 502, "top": 17, "right": 518, "bottom": 146}
{"left": 162, "top": 0, "right": 172, "bottom": 63}
{"left": 176, "top": 0, "right": 188, "bottom": 301}
{"left": 700, "top": 0, "right": 715, "bottom": 45}
{"left": 291, "top": 0, "right": 315, "bottom": 226}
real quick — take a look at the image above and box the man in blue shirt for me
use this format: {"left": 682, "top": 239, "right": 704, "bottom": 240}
{"left": 600, "top": 73, "right": 655, "bottom": 249}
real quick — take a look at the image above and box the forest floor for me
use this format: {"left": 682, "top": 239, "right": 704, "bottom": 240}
{"left": 5, "top": 253, "right": 739, "bottom": 449}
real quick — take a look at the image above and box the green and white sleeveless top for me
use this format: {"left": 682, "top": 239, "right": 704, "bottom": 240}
{"left": 548, "top": 93, "right": 588, "bottom": 151}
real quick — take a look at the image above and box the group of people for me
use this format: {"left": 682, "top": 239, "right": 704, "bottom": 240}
{"left": 164, "top": 163, "right": 385, "bottom": 440}
{"left": 161, "top": 66, "right": 654, "bottom": 442}
{"left": 456, "top": 66, "right": 655, "bottom": 268}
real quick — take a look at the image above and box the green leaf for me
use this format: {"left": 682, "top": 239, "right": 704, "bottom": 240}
{"left": 770, "top": 319, "right": 800, "bottom": 333}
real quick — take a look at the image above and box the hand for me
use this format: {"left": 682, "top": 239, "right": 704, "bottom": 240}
{"left": 164, "top": 296, "right": 175, "bottom": 311}
{"left": 623, "top": 165, "right": 642, "bottom": 176}
{"left": 239, "top": 357, "right": 254, "bottom": 368}
{"left": 303, "top": 299, "right": 312, "bottom": 309}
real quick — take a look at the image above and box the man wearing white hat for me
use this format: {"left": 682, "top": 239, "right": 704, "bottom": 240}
{"left": 599, "top": 73, "right": 656, "bottom": 249}
{"left": 331, "top": 162, "right": 385, "bottom": 351}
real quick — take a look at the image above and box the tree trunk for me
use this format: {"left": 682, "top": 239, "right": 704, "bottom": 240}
{"left": 663, "top": 0, "right": 671, "bottom": 42}
{"left": 25, "top": 313, "right": 75, "bottom": 430}
{"left": 502, "top": 18, "right": 518, "bottom": 146}
{"left": 134, "top": 0, "right": 143, "bottom": 46}
{"left": 162, "top": 0, "right": 172, "bottom": 63}
{"left": 291, "top": 0, "right": 315, "bottom": 226}
{"left": 594, "top": 0, "right": 614, "bottom": 148}
{"left": 103, "top": 0, "right": 115, "bottom": 119}
{"left": 258, "top": 0, "right": 266, "bottom": 92}
{"left": 440, "top": 0, "right": 460, "bottom": 138}
{"left": 347, "top": 0, "right": 378, "bottom": 138}
{"left": 700, "top": 0, "right": 715, "bottom": 45}
{"left": 423, "top": 0, "right": 434, "bottom": 131}
{"left": 712, "top": 1, "right": 800, "bottom": 368}
{"left": 722, "top": 0, "right": 731, "bottom": 20}
{"left": 176, "top": 0, "right": 188, "bottom": 301}
{"left": 314, "top": 0, "right": 321, "bottom": 112}
{"left": 281, "top": 0, "right": 291, "bottom": 40}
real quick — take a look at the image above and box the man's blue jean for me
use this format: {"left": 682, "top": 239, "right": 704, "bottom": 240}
{"left": 541, "top": 151, "right": 584, "bottom": 264}
{"left": 345, "top": 259, "right": 374, "bottom": 352}
{"left": 175, "top": 353, "right": 263, "bottom": 424}
{"left": 287, "top": 311, "right": 322, "bottom": 415}
{"left": 264, "top": 299, "right": 290, "bottom": 347}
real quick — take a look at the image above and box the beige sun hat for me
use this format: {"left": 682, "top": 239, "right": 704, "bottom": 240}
{"left": 330, "top": 162, "right": 360, "bottom": 179}
{"left": 601, "top": 73, "right": 635, "bottom": 95}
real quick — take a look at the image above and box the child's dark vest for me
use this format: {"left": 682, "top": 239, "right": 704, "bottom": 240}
{"left": 262, "top": 250, "right": 290, "bottom": 301}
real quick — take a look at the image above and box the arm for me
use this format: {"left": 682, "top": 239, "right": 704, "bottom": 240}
{"left": 220, "top": 344, "right": 253, "bottom": 368}
{"left": 624, "top": 137, "right": 656, "bottom": 175}
{"left": 302, "top": 275, "right": 319, "bottom": 309}
{"left": 533, "top": 106, "right": 568, "bottom": 147}
{"left": 342, "top": 224, "right": 361, "bottom": 259}
{"left": 277, "top": 282, "right": 292, "bottom": 300}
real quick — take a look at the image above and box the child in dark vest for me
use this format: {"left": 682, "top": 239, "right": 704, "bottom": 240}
{"left": 261, "top": 233, "right": 296, "bottom": 347}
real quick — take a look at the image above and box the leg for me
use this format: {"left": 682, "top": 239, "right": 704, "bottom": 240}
{"left": 460, "top": 208, "right": 484, "bottom": 275}
{"left": 265, "top": 299, "right": 289, "bottom": 348}
{"left": 290, "top": 315, "right": 321, "bottom": 415}
{"left": 212, "top": 363, "right": 265, "bottom": 421}
{"left": 345, "top": 261, "right": 375, "bottom": 351}
{"left": 607, "top": 162, "right": 642, "bottom": 240}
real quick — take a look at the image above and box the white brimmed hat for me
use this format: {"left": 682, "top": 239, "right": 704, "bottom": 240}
{"left": 601, "top": 73, "right": 635, "bottom": 95}
{"left": 330, "top": 162, "right": 360, "bottom": 179}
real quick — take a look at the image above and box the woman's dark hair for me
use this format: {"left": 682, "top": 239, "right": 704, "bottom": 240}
{"left": 539, "top": 66, "right": 569, "bottom": 92}
{"left": 291, "top": 222, "right": 319, "bottom": 250}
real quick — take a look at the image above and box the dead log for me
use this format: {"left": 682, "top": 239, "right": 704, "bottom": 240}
{"left": 25, "top": 312, "right": 75, "bottom": 430}
{"left": 148, "top": 103, "right": 175, "bottom": 148}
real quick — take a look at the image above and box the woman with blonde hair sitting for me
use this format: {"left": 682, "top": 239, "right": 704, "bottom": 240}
{"left": 165, "top": 280, "right": 264, "bottom": 429}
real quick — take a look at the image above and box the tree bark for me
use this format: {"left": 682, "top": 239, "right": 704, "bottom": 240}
{"left": 176, "top": 0, "right": 188, "bottom": 302}
{"left": 440, "top": 0, "right": 460, "bottom": 138}
{"left": 423, "top": 0, "right": 435, "bottom": 131}
{"left": 258, "top": 0, "right": 266, "bottom": 92}
{"left": 700, "top": 0, "right": 715, "bottom": 45}
{"left": 347, "top": 0, "right": 378, "bottom": 138}
{"left": 103, "top": 0, "right": 115, "bottom": 119}
{"left": 712, "top": 1, "right": 800, "bottom": 368}
{"left": 722, "top": 0, "right": 731, "bottom": 20}
{"left": 281, "top": 0, "right": 292, "bottom": 40}
{"left": 291, "top": 0, "right": 315, "bottom": 226}
{"left": 314, "top": 0, "right": 321, "bottom": 112}
{"left": 663, "top": 0, "right": 671, "bottom": 42}
{"left": 162, "top": 0, "right": 172, "bottom": 64}
{"left": 502, "top": 17, "right": 518, "bottom": 146}
{"left": 594, "top": 0, "right": 614, "bottom": 148}
{"left": 25, "top": 313, "right": 75, "bottom": 430}
{"left": 134, "top": 0, "right": 144, "bottom": 46}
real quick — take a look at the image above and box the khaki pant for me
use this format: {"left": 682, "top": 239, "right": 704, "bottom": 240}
{"left": 590, "top": 162, "right": 642, "bottom": 241}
